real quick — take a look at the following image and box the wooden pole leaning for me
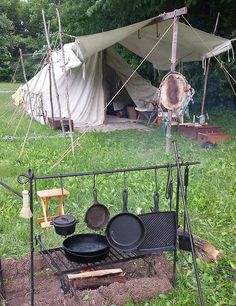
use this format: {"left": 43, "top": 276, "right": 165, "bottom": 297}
{"left": 165, "top": 15, "right": 178, "bottom": 154}
{"left": 56, "top": 8, "right": 75, "bottom": 156}
{"left": 201, "top": 12, "right": 220, "bottom": 115}
{"left": 42, "top": 9, "right": 65, "bottom": 135}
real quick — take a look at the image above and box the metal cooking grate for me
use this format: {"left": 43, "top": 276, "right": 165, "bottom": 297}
{"left": 35, "top": 235, "right": 146, "bottom": 275}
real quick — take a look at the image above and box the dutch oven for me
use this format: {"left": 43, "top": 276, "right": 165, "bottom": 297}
{"left": 51, "top": 215, "right": 78, "bottom": 236}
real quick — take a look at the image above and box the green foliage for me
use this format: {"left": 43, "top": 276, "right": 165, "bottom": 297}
{"left": 0, "top": 83, "right": 236, "bottom": 305}
{"left": 0, "top": 0, "right": 235, "bottom": 107}
{"left": 0, "top": 14, "right": 14, "bottom": 80}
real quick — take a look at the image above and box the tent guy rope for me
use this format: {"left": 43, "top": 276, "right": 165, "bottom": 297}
{"left": 182, "top": 16, "right": 236, "bottom": 85}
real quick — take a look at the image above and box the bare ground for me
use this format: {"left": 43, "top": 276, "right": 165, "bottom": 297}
{"left": 75, "top": 116, "right": 152, "bottom": 133}
{"left": 1, "top": 252, "right": 174, "bottom": 306}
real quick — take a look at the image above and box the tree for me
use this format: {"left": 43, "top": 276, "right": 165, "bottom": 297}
{"left": 0, "top": 14, "right": 15, "bottom": 80}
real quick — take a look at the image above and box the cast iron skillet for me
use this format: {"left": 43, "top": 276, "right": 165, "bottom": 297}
{"left": 85, "top": 188, "right": 110, "bottom": 230}
{"left": 63, "top": 233, "right": 110, "bottom": 263}
{"left": 106, "top": 188, "right": 145, "bottom": 251}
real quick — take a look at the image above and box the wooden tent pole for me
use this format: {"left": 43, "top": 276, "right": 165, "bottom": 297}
{"left": 42, "top": 9, "right": 65, "bottom": 134}
{"left": 19, "top": 49, "right": 33, "bottom": 116}
{"left": 201, "top": 12, "right": 220, "bottom": 115}
{"left": 47, "top": 21, "right": 54, "bottom": 121}
{"left": 165, "top": 14, "right": 178, "bottom": 154}
{"left": 56, "top": 8, "right": 75, "bottom": 156}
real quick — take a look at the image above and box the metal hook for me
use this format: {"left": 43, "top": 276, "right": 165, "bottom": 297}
{"left": 123, "top": 171, "right": 126, "bottom": 189}
{"left": 17, "top": 173, "right": 30, "bottom": 185}
{"left": 93, "top": 172, "right": 96, "bottom": 189}
{"left": 154, "top": 167, "right": 158, "bottom": 193}
{"left": 59, "top": 175, "right": 65, "bottom": 205}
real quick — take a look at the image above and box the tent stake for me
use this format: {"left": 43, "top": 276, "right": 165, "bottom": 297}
{"left": 42, "top": 9, "right": 65, "bottom": 135}
{"left": 201, "top": 12, "right": 220, "bottom": 115}
{"left": 56, "top": 8, "right": 75, "bottom": 156}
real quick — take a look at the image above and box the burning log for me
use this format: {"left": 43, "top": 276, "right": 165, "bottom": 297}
{"left": 67, "top": 268, "right": 126, "bottom": 290}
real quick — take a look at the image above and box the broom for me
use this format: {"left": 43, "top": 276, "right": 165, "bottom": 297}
{"left": 20, "top": 190, "right": 33, "bottom": 219}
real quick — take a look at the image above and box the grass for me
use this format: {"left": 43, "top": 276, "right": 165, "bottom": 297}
{"left": 0, "top": 82, "right": 235, "bottom": 305}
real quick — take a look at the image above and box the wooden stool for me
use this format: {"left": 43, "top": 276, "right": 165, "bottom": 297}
{"left": 36, "top": 188, "right": 70, "bottom": 228}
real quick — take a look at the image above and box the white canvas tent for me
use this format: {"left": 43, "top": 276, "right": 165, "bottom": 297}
{"left": 14, "top": 15, "right": 233, "bottom": 127}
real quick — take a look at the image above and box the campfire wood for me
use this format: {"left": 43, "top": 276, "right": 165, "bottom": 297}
{"left": 67, "top": 268, "right": 125, "bottom": 290}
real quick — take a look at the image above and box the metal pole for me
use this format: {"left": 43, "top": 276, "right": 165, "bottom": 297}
{"left": 172, "top": 140, "right": 204, "bottom": 306}
{"left": 24, "top": 161, "right": 199, "bottom": 181}
{"left": 28, "top": 169, "right": 35, "bottom": 306}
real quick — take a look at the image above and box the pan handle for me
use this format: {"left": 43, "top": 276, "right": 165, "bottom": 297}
{"left": 122, "top": 189, "right": 128, "bottom": 213}
{"left": 152, "top": 192, "right": 159, "bottom": 212}
{"left": 93, "top": 188, "right": 98, "bottom": 204}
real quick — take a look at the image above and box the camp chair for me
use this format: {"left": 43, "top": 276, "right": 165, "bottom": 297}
{"left": 135, "top": 99, "right": 159, "bottom": 126}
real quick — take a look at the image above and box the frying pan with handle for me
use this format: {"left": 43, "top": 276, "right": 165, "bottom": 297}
{"left": 85, "top": 175, "right": 110, "bottom": 229}
{"left": 106, "top": 187, "right": 145, "bottom": 251}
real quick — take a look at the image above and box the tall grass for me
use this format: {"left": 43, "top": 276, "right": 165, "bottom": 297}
{"left": 0, "top": 83, "right": 235, "bottom": 305}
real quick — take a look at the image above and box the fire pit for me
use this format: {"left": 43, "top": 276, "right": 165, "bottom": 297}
{"left": 0, "top": 247, "right": 174, "bottom": 306}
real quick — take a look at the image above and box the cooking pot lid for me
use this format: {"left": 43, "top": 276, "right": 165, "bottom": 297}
{"left": 53, "top": 215, "right": 76, "bottom": 226}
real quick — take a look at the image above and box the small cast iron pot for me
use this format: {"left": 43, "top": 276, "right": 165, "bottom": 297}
{"left": 51, "top": 215, "right": 78, "bottom": 236}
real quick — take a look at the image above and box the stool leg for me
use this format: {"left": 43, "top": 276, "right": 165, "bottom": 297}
{"left": 58, "top": 196, "right": 64, "bottom": 215}
{"left": 41, "top": 199, "right": 48, "bottom": 223}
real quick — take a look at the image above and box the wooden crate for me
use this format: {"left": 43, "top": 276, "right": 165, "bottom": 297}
{"left": 177, "top": 124, "right": 221, "bottom": 139}
{"left": 197, "top": 132, "right": 231, "bottom": 144}
{"left": 48, "top": 117, "right": 74, "bottom": 131}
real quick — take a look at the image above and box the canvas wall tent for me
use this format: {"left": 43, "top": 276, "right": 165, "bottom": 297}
{"left": 14, "top": 15, "right": 233, "bottom": 127}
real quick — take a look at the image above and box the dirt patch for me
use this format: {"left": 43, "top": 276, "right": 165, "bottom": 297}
{"left": 75, "top": 116, "right": 152, "bottom": 133}
{"left": 1, "top": 253, "right": 173, "bottom": 305}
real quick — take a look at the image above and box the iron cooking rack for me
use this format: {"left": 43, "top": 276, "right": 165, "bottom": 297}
{"left": 35, "top": 235, "right": 150, "bottom": 293}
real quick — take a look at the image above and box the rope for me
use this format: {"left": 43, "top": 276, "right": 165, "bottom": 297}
{"left": 18, "top": 115, "right": 34, "bottom": 159}
{"left": 11, "top": 57, "right": 20, "bottom": 83}
{"left": 0, "top": 109, "right": 12, "bottom": 120}
{"left": 6, "top": 105, "right": 22, "bottom": 127}
{"left": 13, "top": 29, "right": 59, "bottom": 157}
{"left": 13, "top": 110, "right": 26, "bottom": 137}
{"left": 49, "top": 20, "right": 175, "bottom": 171}
{"left": 2, "top": 134, "right": 70, "bottom": 141}
{"left": 222, "top": 66, "right": 236, "bottom": 96}
{"left": 62, "top": 32, "right": 78, "bottom": 39}
{"left": 182, "top": 16, "right": 236, "bottom": 86}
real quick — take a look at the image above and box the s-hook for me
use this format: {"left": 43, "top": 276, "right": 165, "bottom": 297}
{"left": 165, "top": 164, "right": 173, "bottom": 210}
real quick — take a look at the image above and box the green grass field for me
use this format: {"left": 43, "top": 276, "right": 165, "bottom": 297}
{"left": 0, "top": 83, "right": 235, "bottom": 305}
